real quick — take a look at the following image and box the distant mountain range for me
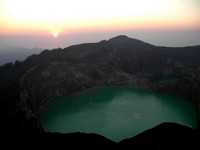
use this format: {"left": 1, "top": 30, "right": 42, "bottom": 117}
{"left": 0, "top": 35, "right": 200, "bottom": 149}
{"left": 0, "top": 47, "right": 43, "bottom": 66}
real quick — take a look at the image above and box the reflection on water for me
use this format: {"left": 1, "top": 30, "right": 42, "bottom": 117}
{"left": 39, "top": 87, "right": 197, "bottom": 142}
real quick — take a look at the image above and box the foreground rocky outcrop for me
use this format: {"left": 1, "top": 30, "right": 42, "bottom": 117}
{"left": 1, "top": 122, "right": 199, "bottom": 150}
{"left": 118, "top": 122, "right": 199, "bottom": 150}
{"left": 0, "top": 35, "right": 200, "bottom": 147}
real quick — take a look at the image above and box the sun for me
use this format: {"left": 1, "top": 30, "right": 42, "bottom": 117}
{"left": 51, "top": 29, "right": 63, "bottom": 37}
{"left": 51, "top": 31, "right": 59, "bottom": 37}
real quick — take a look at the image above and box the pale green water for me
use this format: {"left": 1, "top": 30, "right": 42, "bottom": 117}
{"left": 39, "top": 87, "right": 197, "bottom": 142}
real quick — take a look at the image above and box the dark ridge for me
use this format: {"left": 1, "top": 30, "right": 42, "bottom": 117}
{"left": 1, "top": 123, "right": 199, "bottom": 149}
{"left": 109, "top": 35, "right": 130, "bottom": 41}
{"left": 118, "top": 122, "right": 199, "bottom": 150}
{"left": 109, "top": 35, "right": 154, "bottom": 49}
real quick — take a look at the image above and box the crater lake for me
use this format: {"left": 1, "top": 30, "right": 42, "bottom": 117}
{"left": 39, "top": 87, "right": 197, "bottom": 142}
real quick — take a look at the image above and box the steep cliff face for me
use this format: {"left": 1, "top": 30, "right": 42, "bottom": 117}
{"left": 151, "top": 69, "right": 200, "bottom": 127}
{"left": 0, "top": 35, "right": 200, "bottom": 145}
{"left": 20, "top": 61, "right": 138, "bottom": 113}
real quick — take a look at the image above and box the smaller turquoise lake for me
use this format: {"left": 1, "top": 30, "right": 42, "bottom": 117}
{"left": 39, "top": 87, "right": 197, "bottom": 142}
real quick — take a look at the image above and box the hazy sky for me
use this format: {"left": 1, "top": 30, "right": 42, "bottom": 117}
{"left": 0, "top": 0, "right": 200, "bottom": 49}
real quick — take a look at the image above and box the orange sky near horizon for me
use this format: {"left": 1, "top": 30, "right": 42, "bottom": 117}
{"left": 0, "top": 0, "right": 200, "bottom": 37}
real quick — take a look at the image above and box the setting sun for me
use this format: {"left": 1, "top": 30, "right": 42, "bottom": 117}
{"left": 51, "top": 30, "right": 60, "bottom": 37}
{"left": 52, "top": 32, "right": 58, "bottom": 38}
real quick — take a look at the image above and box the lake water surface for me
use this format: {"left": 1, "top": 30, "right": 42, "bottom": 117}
{"left": 39, "top": 87, "right": 197, "bottom": 142}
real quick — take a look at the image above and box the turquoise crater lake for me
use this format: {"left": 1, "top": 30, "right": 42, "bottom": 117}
{"left": 39, "top": 87, "right": 197, "bottom": 142}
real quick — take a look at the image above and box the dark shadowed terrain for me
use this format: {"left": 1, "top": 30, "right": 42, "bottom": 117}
{"left": 0, "top": 35, "right": 200, "bottom": 149}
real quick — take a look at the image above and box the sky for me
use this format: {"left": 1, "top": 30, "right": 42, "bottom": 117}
{"left": 0, "top": 0, "right": 200, "bottom": 49}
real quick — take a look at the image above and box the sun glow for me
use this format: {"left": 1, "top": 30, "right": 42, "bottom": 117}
{"left": 52, "top": 32, "right": 58, "bottom": 37}
{"left": 0, "top": 0, "right": 199, "bottom": 35}
{"left": 51, "top": 29, "right": 62, "bottom": 37}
